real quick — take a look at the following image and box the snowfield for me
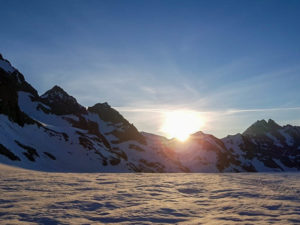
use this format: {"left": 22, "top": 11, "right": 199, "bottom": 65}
{"left": 0, "top": 164, "right": 299, "bottom": 225}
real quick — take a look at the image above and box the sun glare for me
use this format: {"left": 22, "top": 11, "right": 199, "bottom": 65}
{"left": 161, "top": 110, "right": 205, "bottom": 142}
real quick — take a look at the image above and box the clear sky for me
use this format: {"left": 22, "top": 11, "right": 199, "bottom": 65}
{"left": 1, "top": 0, "right": 300, "bottom": 138}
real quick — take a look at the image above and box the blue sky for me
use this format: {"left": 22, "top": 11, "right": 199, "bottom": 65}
{"left": 1, "top": 0, "right": 300, "bottom": 137}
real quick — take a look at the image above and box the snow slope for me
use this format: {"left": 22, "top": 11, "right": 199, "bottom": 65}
{"left": 0, "top": 54, "right": 299, "bottom": 172}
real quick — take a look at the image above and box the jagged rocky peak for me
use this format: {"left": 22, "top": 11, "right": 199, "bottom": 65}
{"left": 0, "top": 54, "right": 16, "bottom": 74}
{"left": 88, "top": 103, "right": 146, "bottom": 144}
{"left": 41, "top": 85, "right": 75, "bottom": 102}
{"left": 40, "top": 85, "right": 86, "bottom": 115}
{"left": 88, "top": 102, "right": 128, "bottom": 124}
{"left": 0, "top": 54, "right": 38, "bottom": 126}
{"left": 267, "top": 119, "right": 281, "bottom": 130}
{"left": 243, "top": 119, "right": 282, "bottom": 136}
{"left": 0, "top": 54, "right": 37, "bottom": 95}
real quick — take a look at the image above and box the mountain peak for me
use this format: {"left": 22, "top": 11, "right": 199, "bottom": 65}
{"left": 41, "top": 85, "right": 72, "bottom": 100}
{"left": 243, "top": 119, "right": 282, "bottom": 136}
{"left": 40, "top": 85, "right": 86, "bottom": 115}
{"left": 267, "top": 119, "right": 281, "bottom": 130}
{"left": 0, "top": 54, "right": 16, "bottom": 74}
{"left": 88, "top": 103, "right": 146, "bottom": 144}
{"left": 191, "top": 131, "right": 205, "bottom": 137}
{"left": 88, "top": 103, "right": 124, "bottom": 124}
{"left": 49, "top": 85, "right": 65, "bottom": 92}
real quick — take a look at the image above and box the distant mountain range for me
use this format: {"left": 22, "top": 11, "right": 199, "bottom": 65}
{"left": 0, "top": 54, "right": 299, "bottom": 172}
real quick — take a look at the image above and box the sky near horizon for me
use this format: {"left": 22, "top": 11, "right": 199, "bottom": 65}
{"left": 1, "top": 0, "right": 300, "bottom": 138}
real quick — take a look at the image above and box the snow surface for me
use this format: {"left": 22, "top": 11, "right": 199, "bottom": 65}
{"left": 12, "top": 91, "right": 185, "bottom": 172}
{"left": 223, "top": 134, "right": 245, "bottom": 161}
{"left": 273, "top": 159, "right": 298, "bottom": 172}
{"left": 251, "top": 158, "right": 281, "bottom": 172}
{"left": 266, "top": 133, "right": 284, "bottom": 147}
{"left": 0, "top": 91, "right": 298, "bottom": 173}
{"left": 279, "top": 130, "right": 294, "bottom": 146}
{"left": 0, "top": 164, "right": 299, "bottom": 224}
{"left": 0, "top": 114, "right": 109, "bottom": 172}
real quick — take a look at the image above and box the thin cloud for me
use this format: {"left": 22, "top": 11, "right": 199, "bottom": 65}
{"left": 226, "top": 107, "right": 300, "bottom": 114}
{"left": 115, "top": 107, "right": 165, "bottom": 113}
{"left": 116, "top": 105, "right": 300, "bottom": 115}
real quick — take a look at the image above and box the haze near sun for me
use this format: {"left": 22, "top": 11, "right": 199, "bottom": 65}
{"left": 161, "top": 110, "right": 205, "bottom": 142}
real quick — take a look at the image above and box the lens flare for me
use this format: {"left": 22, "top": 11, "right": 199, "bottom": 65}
{"left": 161, "top": 110, "right": 205, "bottom": 142}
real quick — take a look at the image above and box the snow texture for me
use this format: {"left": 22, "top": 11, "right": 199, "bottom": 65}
{"left": 0, "top": 164, "right": 299, "bottom": 225}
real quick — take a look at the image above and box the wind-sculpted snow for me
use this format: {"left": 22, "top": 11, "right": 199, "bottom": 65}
{"left": 0, "top": 164, "right": 299, "bottom": 224}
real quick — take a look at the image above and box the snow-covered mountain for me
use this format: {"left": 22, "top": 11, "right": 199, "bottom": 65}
{"left": 0, "top": 54, "right": 299, "bottom": 172}
{"left": 223, "top": 119, "right": 300, "bottom": 172}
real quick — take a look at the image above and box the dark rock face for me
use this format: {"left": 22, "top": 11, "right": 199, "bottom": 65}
{"left": 0, "top": 144, "right": 20, "bottom": 161}
{"left": 15, "top": 141, "right": 39, "bottom": 162}
{"left": 88, "top": 103, "right": 146, "bottom": 144}
{"left": 223, "top": 119, "right": 300, "bottom": 171}
{"left": 40, "top": 85, "right": 86, "bottom": 115}
{"left": 111, "top": 125, "right": 146, "bottom": 145}
{"left": 216, "top": 146, "right": 242, "bottom": 172}
{"left": 0, "top": 53, "right": 299, "bottom": 172}
{"left": 44, "top": 152, "right": 56, "bottom": 160}
{"left": 88, "top": 103, "right": 125, "bottom": 124}
{"left": 0, "top": 57, "right": 37, "bottom": 126}
{"left": 243, "top": 119, "right": 281, "bottom": 136}
{"left": 66, "top": 116, "right": 111, "bottom": 149}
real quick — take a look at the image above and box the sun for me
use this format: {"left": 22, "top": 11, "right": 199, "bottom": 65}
{"left": 161, "top": 110, "right": 205, "bottom": 142}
